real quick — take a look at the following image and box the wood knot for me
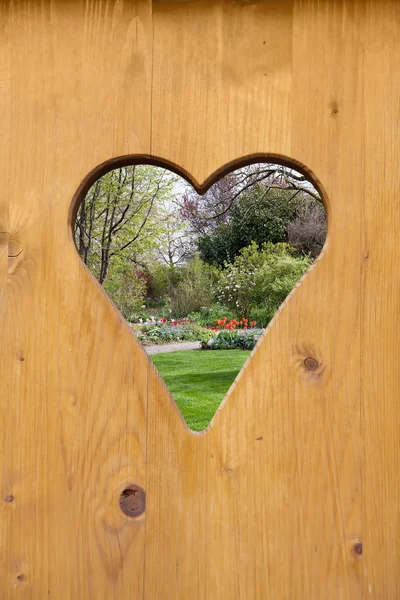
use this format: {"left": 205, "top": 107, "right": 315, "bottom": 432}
{"left": 7, "top": 232, "right": 24, "bottom": 274}
{"left": 304, "top": 357, "right": 318, "bottom": 371}
{"left": 8, "top": 232, "right": 24, "bottom": 259}
{"left": 331, "top": 102, "right": 339, "bottom": 116}
{"left": 119, "top": 485, "right": 146, "bottom": 518}
{"left": 296, "top": 347, "right": 325, "bottom": 382}
{"left": 222, "top": 466, "right": 234, "bottom": 475}
{"left": 303, "top": 356, "right": 325, "bottom": 379}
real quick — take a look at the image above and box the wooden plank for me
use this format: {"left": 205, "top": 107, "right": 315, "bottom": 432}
{"left": 362, "top": 1, "right": 400, "bottom": 596}
{"left": 0, "top": 1, "right": 153, "bottom": 597}
{"left": 290, "top": 1, "right": 365, "bottom": 595}
{"left": 147, "top": 0, "right": 364, "bottom": 597}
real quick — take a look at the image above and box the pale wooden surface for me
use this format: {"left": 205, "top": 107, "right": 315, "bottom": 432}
{"left": 0, "top": 0, "right": 398, "bottom": 597}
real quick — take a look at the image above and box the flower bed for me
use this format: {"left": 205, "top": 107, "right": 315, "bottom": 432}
{"left": 131, "top": 315, "right": 264, "bottom": 349}
{"left": 131, "top": 318, "right": 210, "bottom": 346}
{"left": 202, "top": 318, "right": 264, "bottom": 351}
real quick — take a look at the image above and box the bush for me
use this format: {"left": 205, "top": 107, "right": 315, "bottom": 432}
{"left": 254, "top": 250, "right": 312, "bottom": 319}
{"left": 248, "top": 306, "right": 270, "bottom": 328}
{"left": 150, "top": 263, "right": 181, "bottom": 302}
{"left": 133, "top": 322, "right": 210, "bottom": 345}
{"left": 202, "top": 329, "right": 259, "bottom": 351}
{"left": 287, "top": 199, "right": 326, "bottom": 259}
{"left": 188, "top": 303, "right": 237, "bottom": 327}
{"left": 104, "top": 263, "right": 147, "bottom": 320}
{"left": 168, "top": 255, "right": 218, "bottom": 318}
{"left": 216, "top": 241, "right": 311, "bottom": 320}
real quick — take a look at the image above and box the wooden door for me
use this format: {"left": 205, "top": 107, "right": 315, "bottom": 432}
{"left": 1, "top": 0, "right": 399, "bottom": 597}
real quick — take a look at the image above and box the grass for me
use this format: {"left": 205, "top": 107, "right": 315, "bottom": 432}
{"left": 150, "top": 349, "right": 251, "bottom": 431}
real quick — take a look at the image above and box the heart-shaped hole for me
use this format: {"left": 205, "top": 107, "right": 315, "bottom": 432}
{"left": 73, "top": 158, "right": 326, "bottom": 431}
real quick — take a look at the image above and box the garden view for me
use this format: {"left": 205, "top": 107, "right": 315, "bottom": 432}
{"left": 74, "top": 162, "right": 326, "bottom": 430}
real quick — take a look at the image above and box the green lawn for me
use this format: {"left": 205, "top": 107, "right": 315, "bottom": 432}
{"left": 151, "top": 349, "right": 251, "bottom": 431}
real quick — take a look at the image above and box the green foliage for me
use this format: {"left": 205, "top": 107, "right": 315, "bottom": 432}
{"left": 75, "top": 164, "right": 323, "bottom": 337}
{"left": 198, "top": 185, "right": 300, "bottom": 266}
{"left": 187, "top": 303, "right": 238, "bottom": 327}
{"left": 75, "top": 165, "right": 178, "bottom": 283}
{"left": 216, "top": 241, "right": 311, "bottom": 321}
{"left": 197, "top": 223, "right": 233, "bottom": 268}
{"left": 133, "top": 323, "right": 209, "bottom": 345}
{"left": 150, "top": 263, "right": 181, "bottom": 302}
{"left": 215, "top": 241, "right": 267, "bottom": 319}
{"left": 248, "top": 305, "right": 270, "bottom": 328}
{"left": 254, "top": 247, "right": 312, "bottom": 321}
{"left": 103, "top": 263, "right": 146, "bottom": 320}
{"left": 168, "top": 255, "right": 218, "bottom": 318}
{"left": 202, "top": 329, "right": 258, "bottom": 351}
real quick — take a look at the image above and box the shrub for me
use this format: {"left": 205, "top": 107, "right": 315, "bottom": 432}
{"left": 216, "top": 241, "right": 311, "bottom": 320}
{"left": 133, "top": 322, "right": 210, "bottom": 345}
{"left": 254, "top": 250, "right": 312, "bottom": 320}
{"left": 150, "top": 263, "right": 181, "bottom": 302}
{"left": 168, "top": 255, "right": 218, "bottom": 318}
{"left": 215, "top": 242, "right": 264, "bottom": 319}
{"left": 202, "top": 329, "right": 259, "bottom": 351}
{"left": 104, "top": 263, "right": 147, "bottom": 320}
{"left": 248, "top": 306, "right": 270, "bottom": 328}
{"left": 287, "top": 199, "right": 327, "bottom": 259}
{"left": 188, "top": 303, "right": 237, "bottom": 327}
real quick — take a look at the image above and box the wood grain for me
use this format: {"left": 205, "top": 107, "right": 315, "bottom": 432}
{"left": 0, "top": 0, "right": 398, "bottom": 597}
{"left": 0, "top": 1, "right": 153, "bottom": 597}
{"left": 362, "top": 2, "right": 400, "bottom": 596}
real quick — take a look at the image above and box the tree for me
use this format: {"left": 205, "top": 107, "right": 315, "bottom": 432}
{"left": 151, "top": 199, "right": 195, "bottom": 267}
{"left": 74, "top": 162, "right": 325, "bottom": 321}
{"left": 103, "top": 263, "right": 147, "bottom": 320}
{"left": 74, "top": 165, "right": 178, "bottom": 283}
{"left": 178, "top": 163, "right": 325, "bottom": 266}
{"left": 287, "top": 198, "right": 327, "bottom": 258}
{"left": 180, "top": 163, "right": 321, "bottom": 236}
{"left": 168, "top": 255, "right": 218, "bottom": 317}
{"left": 197, "top": 184, "right": 303, "bottom": 266}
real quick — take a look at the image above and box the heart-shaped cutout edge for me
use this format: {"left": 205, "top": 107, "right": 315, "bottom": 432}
{"left": 69, "top": 153, "right": 329, "bottom": 434}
